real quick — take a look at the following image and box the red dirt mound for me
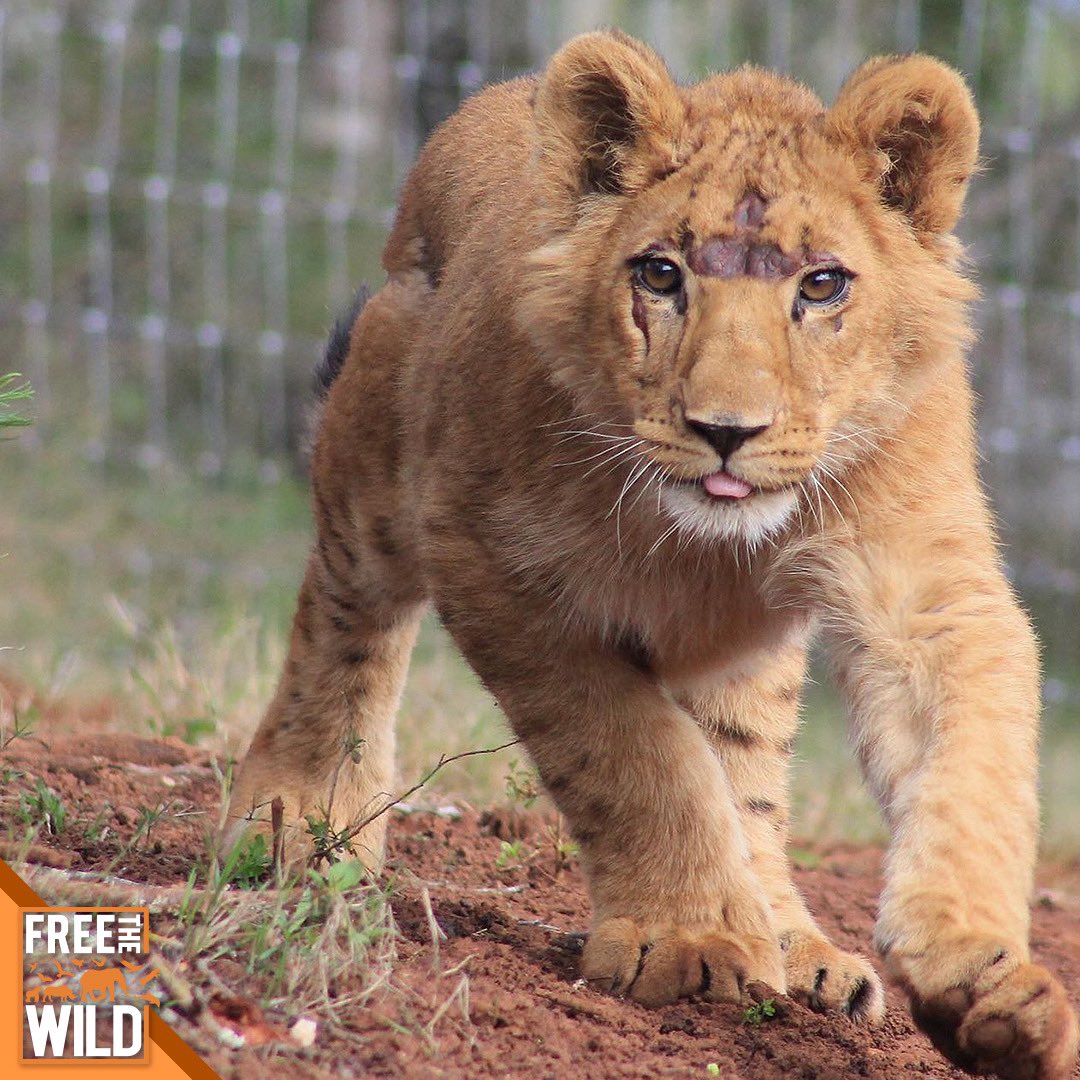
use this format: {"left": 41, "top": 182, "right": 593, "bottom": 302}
{"left": 2, "top": 724, "right": 1078, "bottom": 1079}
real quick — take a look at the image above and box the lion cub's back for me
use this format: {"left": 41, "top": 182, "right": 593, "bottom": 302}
{"left": 383, "top": 76, "right": 537, "bottom": 284}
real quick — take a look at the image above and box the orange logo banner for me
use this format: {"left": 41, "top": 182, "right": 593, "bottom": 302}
{"left": 0, "top": 859, "right": 219, "bottom": 1077}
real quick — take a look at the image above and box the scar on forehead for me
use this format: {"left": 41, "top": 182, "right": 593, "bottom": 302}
{"left": 688, "top": 237, "right": 806, "bottom": 279}
{"left": 684, "top": 190, "right": 828, "bottom": 281}
{"left": 733, "top": 190, "right": 767, "bottom": 228}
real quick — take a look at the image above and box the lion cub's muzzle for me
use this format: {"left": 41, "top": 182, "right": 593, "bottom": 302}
{"left": 681, "top": 415, "right": 770, "bottom": 500}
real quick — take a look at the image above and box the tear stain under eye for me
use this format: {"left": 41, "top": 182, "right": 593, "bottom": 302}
{"left": 632, "top": 290, "right": 651, "bottom": 350}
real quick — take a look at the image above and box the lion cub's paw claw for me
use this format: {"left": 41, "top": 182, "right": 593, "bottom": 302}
{"left": 782, "top": 933, "right": 885, "bottom": 1024}
{"left": 910, "top": 962, "right": 1078, "bottom": 1080}
{"left": 581, "top": 918, "right": 784, "bottom": 1009}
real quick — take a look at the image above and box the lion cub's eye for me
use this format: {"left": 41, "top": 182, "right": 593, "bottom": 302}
{"left": 636, "top": 257, "right": 683, "bottom": 297}
{"left": 799, "top": 268, "right": 850, "bottom": 305}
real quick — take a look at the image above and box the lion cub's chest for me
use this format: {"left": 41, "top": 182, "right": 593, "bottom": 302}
{"left": 559, "top": 548, "right": 804, "bottom": 688}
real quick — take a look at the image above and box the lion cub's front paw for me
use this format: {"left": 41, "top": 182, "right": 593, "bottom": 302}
{"left": 781, "top": 931, "right": 885, "bottom": 1024}
{"left": 581, "top": 917, "right": 785, "bottom": 1008}
{"left": 222, "top": 789, "right": 313, "bottom": 867}
{"left": 224, "top": 765, "right": 388, "bottom": 872}
{"left": 891, "top": 943, "right": 1079, "bottom": 1080}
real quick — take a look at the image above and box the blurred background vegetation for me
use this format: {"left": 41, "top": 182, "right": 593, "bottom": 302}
{"left": 0, "top": 0, "right": 1077, "bottom": 850}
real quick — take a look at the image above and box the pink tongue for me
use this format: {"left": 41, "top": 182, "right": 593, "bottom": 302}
{"left": 703, "top": 470, "right": 754, "bottom": 499}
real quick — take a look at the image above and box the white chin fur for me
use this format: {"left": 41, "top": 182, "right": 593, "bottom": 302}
{"left": 659, "top": 484, "right": 798, "bottom": 550}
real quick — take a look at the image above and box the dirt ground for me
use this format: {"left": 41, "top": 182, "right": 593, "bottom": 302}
{"left": 2, "top": 678, "right": 1079, "bottom": 1079}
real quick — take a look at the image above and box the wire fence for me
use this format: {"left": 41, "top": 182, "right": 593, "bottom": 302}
{"left": 1, "top": 0, "right": 1078, "bottom": 693}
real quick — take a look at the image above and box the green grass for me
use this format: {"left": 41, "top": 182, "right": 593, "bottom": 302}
{"left": 177, "top": 840, "right": 401, "bottom": 1018}
{"left": 0, "top": 374, "right": 33, "bottom": 430}
{"left": 742, "top": 998, "right": 778, "bottom": 1025}
{"left": 0, "top": 434, "right": 507, "bottom": 792}
{"left": 0, "top": 434, "right": 1077, "bottom": 853}
{"left": 17, "top": 779, "right": 68, "bottom": 837}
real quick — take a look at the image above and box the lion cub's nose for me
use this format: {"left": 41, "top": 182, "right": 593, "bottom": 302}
{"left": 686, "top": 419, "right": 770, "bottom": 461}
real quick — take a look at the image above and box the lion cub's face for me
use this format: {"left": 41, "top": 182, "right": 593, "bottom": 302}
{"left": 522, "top": 38, "right": 978, "bottom": 548}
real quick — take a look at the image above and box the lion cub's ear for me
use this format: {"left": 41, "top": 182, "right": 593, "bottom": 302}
{"left": 827, "top": 55, "right": 979, "bottom": 236}
{"left": 533, "top": 31, "right": 685, "bottom": 207}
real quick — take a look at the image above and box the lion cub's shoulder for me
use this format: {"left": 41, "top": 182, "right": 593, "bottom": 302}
{"left": 384, "top": 76, "right": 536, "bottom": 282}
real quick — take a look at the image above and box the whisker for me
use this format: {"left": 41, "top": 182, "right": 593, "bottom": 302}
{"left": 832, "top": 429, "right": 904, "bottom": 468}
{"left": 581, "top": 439, "right": 647, "bottom": 479}
{"left": 539, "top": 411, "right": 599, "bottom": 430}
{"left": 818, "top": 482, "right": 845, "bottom": 523}
{"left": 628, "top": 461, "right": 665, "bottom": 511}
{"left": 542, "top": 412, "right": 634, "bottom": 433}
{"left": 813, "top": 474, "right": 828, "bottom": 532}
{"left": 554, "top": 438, "right": 642, "bottom": 469}
{"left": 609, "top": 454, "right": 653, "bottom": 558}
{"left": 816, "top": 454, "right": 862, "bottom": 525}
{"left": 643, "top": 517, "right": 681, "bottom": 563}
{"left": 801, "top": 474, "right": 825, "bottom": 534}
{"left": 655, "top": 464, "right": 674, "bottom": 516}
{"left": 553, "top": 430, "right": 640, "bottom": 446}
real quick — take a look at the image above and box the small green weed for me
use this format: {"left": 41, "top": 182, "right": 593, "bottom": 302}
{"left": 494, "top": 838, "right": 529, "bottom": 871}
{"left": 742, "top": 998, "right": 778, "bottom": 1025}
{"left": 81, "top": 804, "right": 114, "bottom": 844}
{"left": 18, "top": 780, "right": 67, "bottom": 835}
{"left": 1, "top": 706, "right": 36, "bottom": 751}
{"left": 305, "top": 808, "right": 357, "bottom": 867}
{"left": 176, "top": 825, "right": 397, "bottom": 1016}
{"left": 551, "top": 831, "right": 579, "bottom": 870}
{"left": 130, "top": 802, "right": 170, "bottom": 849}
{"left": 504, "top": 758, "right": 540, "bottom": 809}
{"left": 236, "top": 861, "right": 394, "bottom": 1005}
{"left": 223, "top": 832, "right": 273, "bottom": 888}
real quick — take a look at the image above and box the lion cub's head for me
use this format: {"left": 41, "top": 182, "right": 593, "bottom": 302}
{"left": 517, "top": 32, "right": 979, "bottom": 548}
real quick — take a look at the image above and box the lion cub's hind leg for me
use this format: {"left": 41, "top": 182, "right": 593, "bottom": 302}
{"left": 680, "top": 641, "right": 886, "bottom": 1024}
{"left": 225, "top": 282, "right": 429, "bottom": 870}
{"left": 225, "top": 549, "right": 424, "bottom": 870}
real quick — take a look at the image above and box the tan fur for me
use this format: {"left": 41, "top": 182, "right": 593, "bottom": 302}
{"left": 226, "top": 33, "right": 1078, "bottom": 1078}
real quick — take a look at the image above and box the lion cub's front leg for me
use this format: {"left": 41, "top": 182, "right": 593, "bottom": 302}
{"left": 440, "top": 587, "right": 785, "bottom": 1007}
{"left": 679, "top": 643, "right": 885, "bottom": 1024}
{"left": 830, "top": 542, "right": 1079, "bottom": 1080}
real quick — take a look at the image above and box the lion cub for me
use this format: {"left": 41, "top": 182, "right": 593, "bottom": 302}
{"left": 227, "top": 32, "right": 1078, "bottom": 1079}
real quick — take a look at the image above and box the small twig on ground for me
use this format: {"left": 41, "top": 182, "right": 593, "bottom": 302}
{"left": 333, "top": 739, "right": 520, "bottom": 853}
{"left": 534, "top": 987, "right": 613, "bottom": 1020}
{"left": 420, "top": 886, "right": 445, "bottom": 972}
{"left": 270, "top": 795, "right": 284, "bottom": 872}
{"left": 425, "top": 973, "right": 471, "bottom": 1037}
